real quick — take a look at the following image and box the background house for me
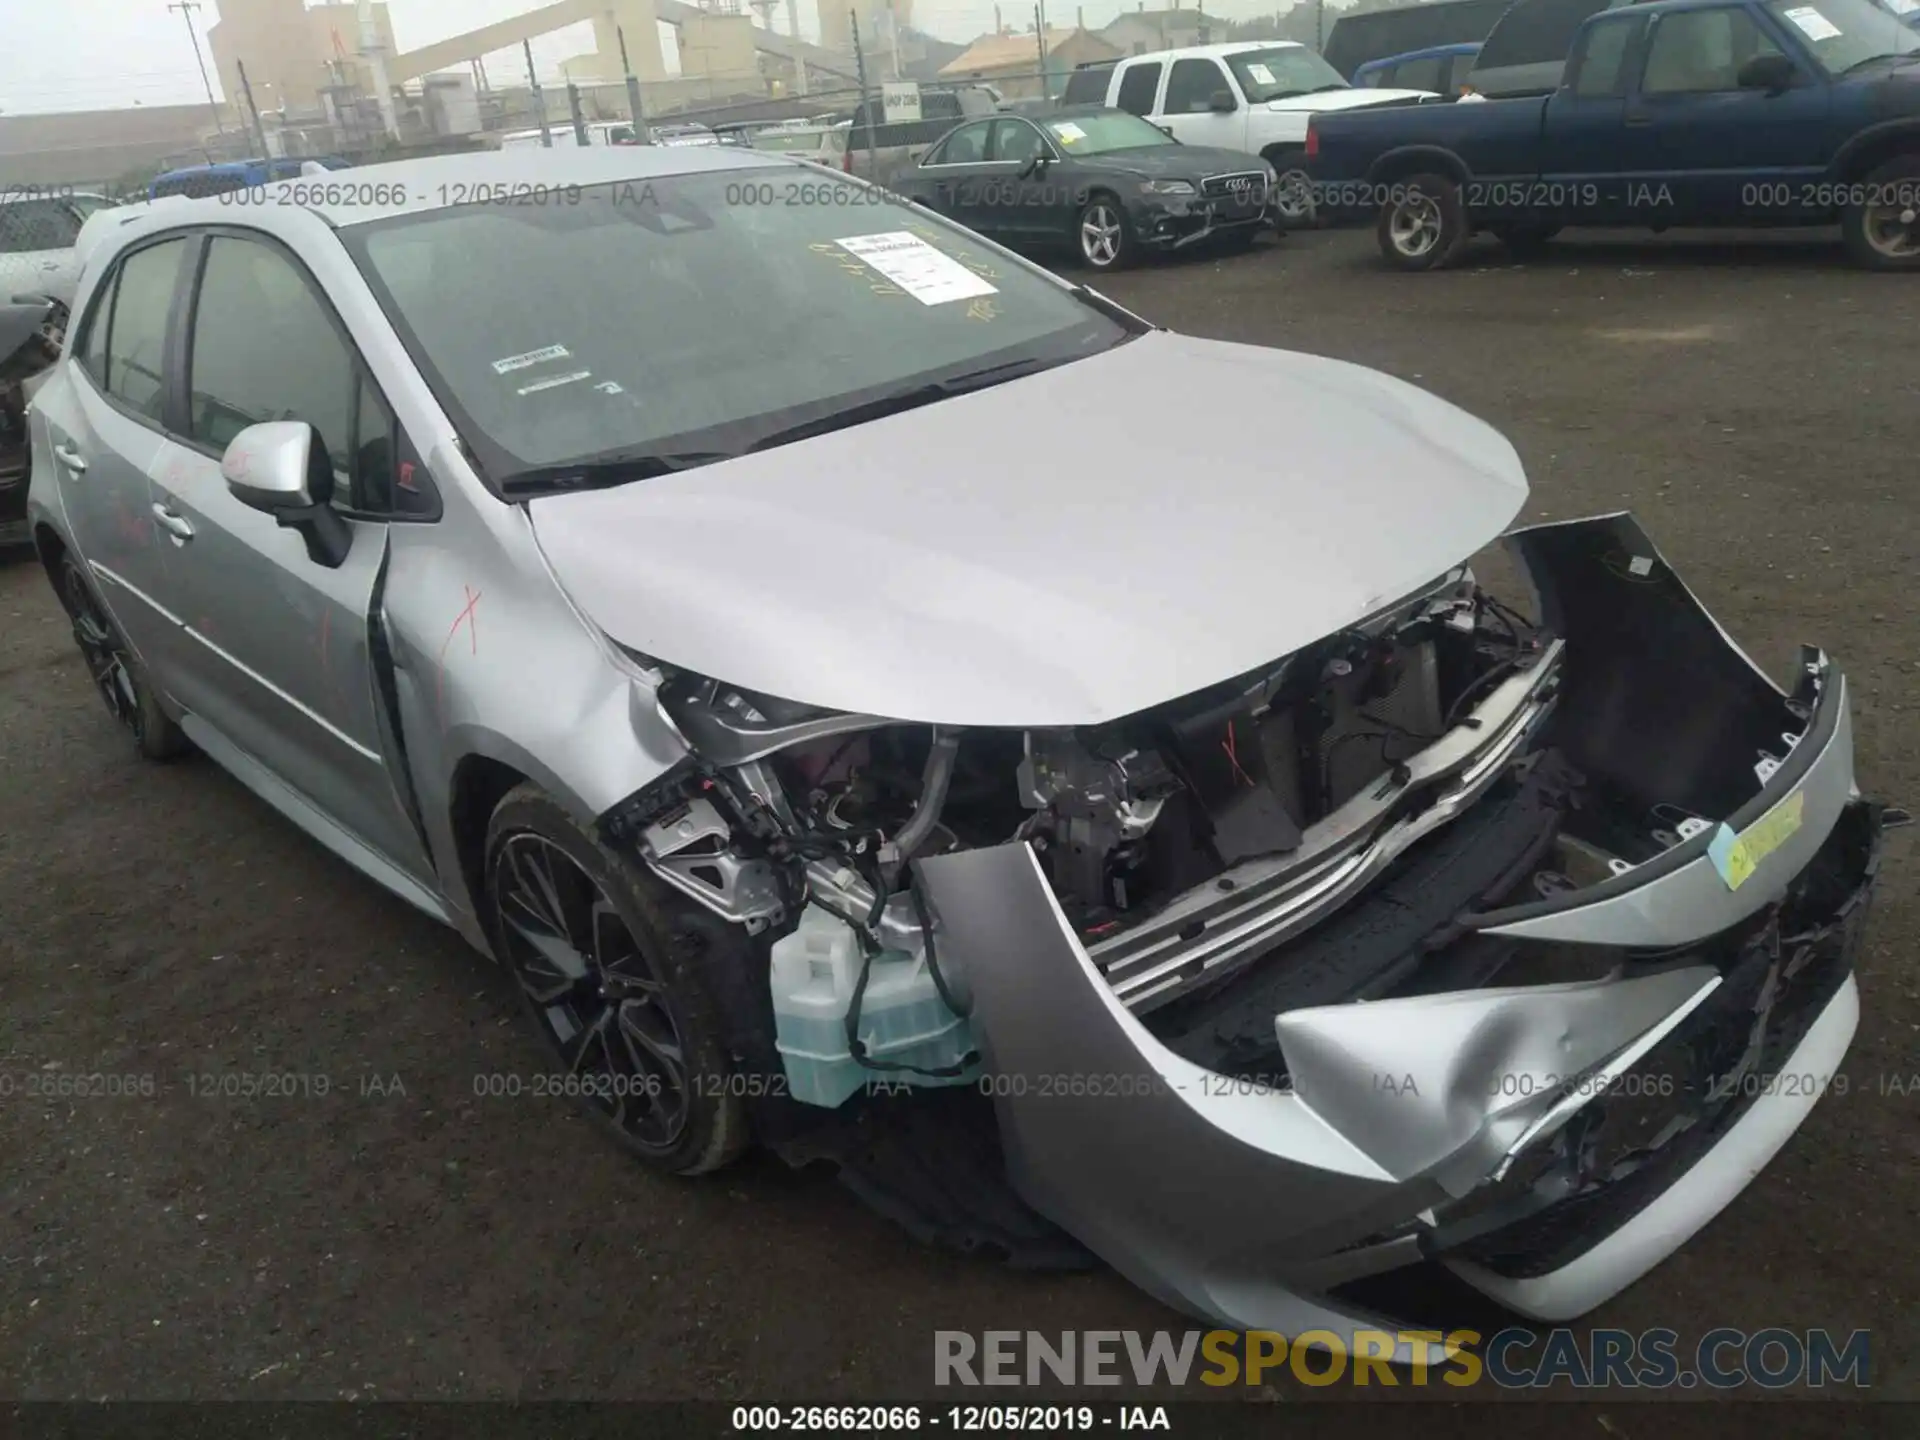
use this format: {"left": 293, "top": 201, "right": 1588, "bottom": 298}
{"left": 936, "top": 27, "right": 1123, "bottom": 99}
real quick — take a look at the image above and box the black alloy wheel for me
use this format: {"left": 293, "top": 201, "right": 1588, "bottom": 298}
{"left": 58, "top": 553, "right": 187, "bottom": 759}
{"left": 484, "top": 784, "right": 746, "bottom": 1175}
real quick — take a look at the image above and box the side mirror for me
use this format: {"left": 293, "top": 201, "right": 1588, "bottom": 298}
{"left": 1016, "top": 154, "right": 1047, "bottom": 179}
{"left": 1737, "top": 53, "right": 1796, "bottom": 94}
{"left": 1209, "top": 89, "right": 1238, "bottom": 113}
{"left": 221, "top": 420, "right": 352, "bottom": 568}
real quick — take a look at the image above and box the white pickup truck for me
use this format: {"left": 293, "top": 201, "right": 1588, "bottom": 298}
{"left": 1060, "top": 41, "right": 1436, "bottom": 224}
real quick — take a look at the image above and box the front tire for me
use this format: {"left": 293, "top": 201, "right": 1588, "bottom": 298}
{"left": 1270, "top": 167, "right": 1318, "bottom": 229}
{"left": 1841, "top": 154, "right": 1920, "bottom": 271}
{"left": 484, "top": 783, "right": 748, "bottom": 1176}
{"left": 1377, "top": 172, "right": 1469, "bottom": 271}
{"left": 57, "top": 553, "right": 188, "bottom": 760}
{"left": 1076, "top": 194, "right": 1132, "bottom": 271}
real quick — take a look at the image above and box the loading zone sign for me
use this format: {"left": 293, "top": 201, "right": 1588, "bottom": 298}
{"left": 881, "top": 83, "right": 922, "bottom": 124}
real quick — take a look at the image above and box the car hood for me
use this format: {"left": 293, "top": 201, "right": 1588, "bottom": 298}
{"left": 1087, "top": 145, "right": 1271, "bottom": 179}
{"left": 529, "top": 330, "right": 1529, "bottom": 728}
{"left": 1275, "top": 87, "right": 1435, "bottom": 111}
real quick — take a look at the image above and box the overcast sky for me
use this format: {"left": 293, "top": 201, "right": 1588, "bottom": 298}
{"left": 0, "top": 0, "right": 1327, "bottom": 115}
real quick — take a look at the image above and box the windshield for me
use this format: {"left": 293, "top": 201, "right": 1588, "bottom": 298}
{"left": 343, "top": 169, "right": 1128, "bottom": 490}
{"left": 1767, "top": 0, "right": 1920, "bottom": 69}
{"left": 753, "top": 128, "right": 832, "bottom": 151}
{"left": 1041, "top": 111, "right": 1175, "bottom": 153}
{"left": 1224, "top": 47, "right": 1348, "bottom": 101}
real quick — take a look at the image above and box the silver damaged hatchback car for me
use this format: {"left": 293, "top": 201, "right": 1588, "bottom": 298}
{"left": 24, "top": 145, "right": 1891, "bottom": 1344}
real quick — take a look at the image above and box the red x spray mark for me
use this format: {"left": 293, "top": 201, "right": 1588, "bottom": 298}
{"left": 433, "top": 585, "right": 483, "bottom": 726}
{"left": 1222, "top": 719, "right": 1256, "bottom": 788}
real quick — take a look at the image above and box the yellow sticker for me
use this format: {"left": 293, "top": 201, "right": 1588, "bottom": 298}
{"left": 1709, "top": 791, "right": 1805, "bottom": 891}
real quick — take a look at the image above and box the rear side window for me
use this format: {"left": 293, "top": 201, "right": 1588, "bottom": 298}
{"left": 1164, "top": 58, "right": 1226, "bottom": 113}
{"left": 1116, "top": 62, "right": 1164, "bottom": 114}
{"left": 931, "top": 120, "right": 991, "bottom": 164}
{"left": 76, "top": 267, "right": 118, "bottom": 384}
{"left": 103, "top": 238, "right": 186, "bottom": 422}
{"left": 1062, "top": 64, "right": 1115, "bottom": 105}
{"left": 1570, "top": 15, "right": 1643, "bottom": 95}
{"left": 1394, "top": 55, "right": 1446, "bottom": 89}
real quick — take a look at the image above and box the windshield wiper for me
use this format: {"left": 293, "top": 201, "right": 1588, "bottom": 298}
{"left": 1836, "top": 52, "right": 1909, "bottom": 77}
{"left": 741, "top": 356, "right": 1069, "bottom": 453}
{"left": 499, "top": 449, "right": 734, "bottom": 497}
{"left": 1309, "top": 82, "right": 1350, "bottom": 93}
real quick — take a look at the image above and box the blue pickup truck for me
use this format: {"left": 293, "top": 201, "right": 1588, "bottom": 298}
{"left": 1305, "top": 0, "right": 1920, "bottom": 269}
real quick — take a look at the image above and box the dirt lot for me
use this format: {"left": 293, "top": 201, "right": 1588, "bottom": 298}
{"left": 2, "top": 224, "right": 1916, "bottom": 1406}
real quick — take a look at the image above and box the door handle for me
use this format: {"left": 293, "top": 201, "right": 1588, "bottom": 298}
{"left": 53, "top": 443, "right": 87, "bottom": 473}
{"left": 1625, "top": 114, "right": 1652, "bottom": 127}
{"left": 151, "top": 503, "right": 195, "bottom": 542}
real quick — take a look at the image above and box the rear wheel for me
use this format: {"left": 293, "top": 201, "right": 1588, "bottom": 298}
{"left": 1076, "top": 195, "right": 1132, "bottom": 270}
{"left": 1377, "top": 172, "right": 1469, "bottom": 272}
{"left": 1841, "top": 154, "right": 1920, "bottom": 271}
{"left": 484, "top": 783, "right": 748, "bottom": 1176}
{"left": 57, "top": 553, "right": 188, "bottom": 760}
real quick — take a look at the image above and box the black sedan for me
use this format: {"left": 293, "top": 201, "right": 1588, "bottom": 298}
{"left": 892, "top": 106, "right": 1276, "bottom": 271}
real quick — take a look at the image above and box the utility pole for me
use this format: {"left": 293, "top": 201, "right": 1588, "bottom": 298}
{"left": 1034, "top": 4, "right": 1049, "bottom": 101}
{"left": 616, "top": 24, "right": 653, "bottom": 143}
{"left": 787, "top": 0, "right": 809, "bottom": 96}
{"left": 166, "top": 2, "right": 225, "bottom": 139}
{"left": 852, "top": 13, "right": 877, "bottom": 182}
{"left": 235, "top": 59, "right": 272, "bottom": 159}
{"left": 524, "top": 40, "right": 552, "bottom": 147}
{"left": 566, "top": 79, "right": 590, "bottom": 146}
{"left": 1315, "top": 0, "right": 1325, "bottom": 53}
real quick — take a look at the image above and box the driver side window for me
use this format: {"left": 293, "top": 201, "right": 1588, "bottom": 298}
{"left": 1165, "top": 59, "right": 1228, "bottom": 113}
{"left": 989, "top": 119, "right": 1045, "bottom": 165}
{"left": 186, "top": 234, "right": 418, "bottom": 517}
{"left": 1641, "top": 8, "right": 1781, "bottom": 94}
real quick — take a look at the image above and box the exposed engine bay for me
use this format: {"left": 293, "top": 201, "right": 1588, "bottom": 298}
{"left": 601, "top": 510, "right": 1855, "bottom": 1109}
{"left": 609, "top": 567, "right": 1543, "bottom": 989}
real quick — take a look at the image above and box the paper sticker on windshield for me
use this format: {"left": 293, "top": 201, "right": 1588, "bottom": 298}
{"left": 1781, "top": 5, "right": 1842, "bottom": 38}
{"left": 834, "top": 232, "right": 997, "bottom": 306}
{"left": 1246, "top": 63, "right": 1276, "bottom": 85}
{"left": 1053, "top": 121, "right": 1087, "bottom": 145}
{"left": 517, "top": 369, "right": 592, "bottom": 395}
{"left": 492, "top": 344, "right": 571, "bottom": 374}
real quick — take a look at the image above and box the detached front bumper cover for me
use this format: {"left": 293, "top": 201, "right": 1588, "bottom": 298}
{"left": 914, "top": 514, "right": 1885, "bottom": 1345}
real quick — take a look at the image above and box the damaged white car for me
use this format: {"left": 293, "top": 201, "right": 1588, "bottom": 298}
{"left": 24, "top": 145, "right": 1890, "bottom": 1340}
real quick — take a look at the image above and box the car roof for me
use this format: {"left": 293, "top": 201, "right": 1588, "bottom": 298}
{"left": 124, "top": 147, "right": 795, "bottom": 231}
{"left": 1112, "top": 39, "right": 1304, "bottom": 65}
{"left": 1041, "top": 105, "right": 1136, "bottom": 120}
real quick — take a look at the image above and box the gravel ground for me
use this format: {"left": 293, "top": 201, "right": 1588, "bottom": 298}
{"left": 1, "top": 223, "right": 1915, "bottom": 1406}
